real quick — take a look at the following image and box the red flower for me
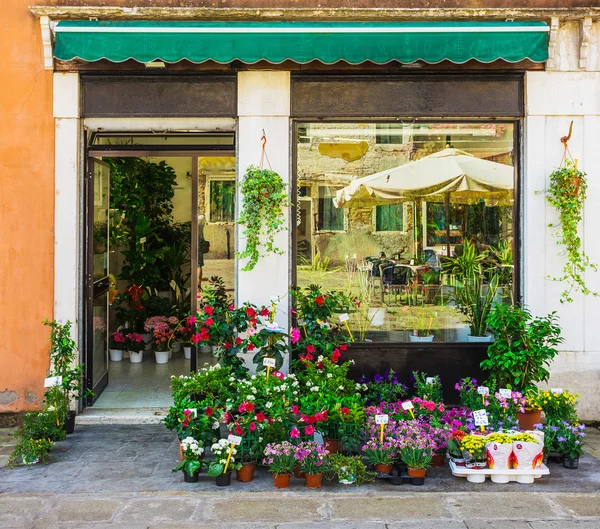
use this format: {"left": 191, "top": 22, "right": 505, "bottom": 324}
{"left": 331, "top": 349, "right": 341, "bottom": 362}
{"left": 249, "top": 421, "right": 257, "bottom": 432}
{"left": 235, "top": 424, "right": 244, "bottom": 436}
{"left": 248, "top": 343, "right": 255, "bottom": 351}
{"left": 239, "top": 402, "right": 255, "bottom": 413}
{"left": 224, "top": 342, "right": 232, "bottom": 350}
{"left": 341, "top": 407, "right": 350, "bottom": 415}
{"left": 304, "top": 353, "right": 314, "bottom": 362}
{"left": 315, "top": 296, "right": 324, "bottom": 306}
{"left": 205, "top": 407, "right": 213, "bottom": 417}
{"left": 306, "top": 344, "right": 316, "bottom": 354}
{"left": 317, "top": 362, "right": 324, "bottom": 370}
{"left": 291, "top": 405, "right": 299, "bottom": 415}
{"left": 314, "top": 412, "right": 323, "bottom": 422}
{"left": 235, "top": 337, "right": 243, "bottom": 345}
{"left": 322, "top": 410, "right": 329, "bottom": 421}
{"left": 191, "top": 333, "right": 201, "bottom": 343}
{"left": 246, "top": 307, "right": 256, "bottom": 318}
{"left": 302, "top": 413, "right": 316, "bottom": 424}
{"left": 260, "top": 307, "right": 270, "bottom": 317}
{"left": 290, "top": 427, "right": 300, "bottom": 439}
{"left": 305, "top": 425, "right": 315, "bottom": 436}
{"left": 340, "top": 344, "right": 348, "bottom": 351}
{"left": 205, "top": 317, "right": 214, "bottom": 327}
{"left": 204, "top": 305, "right": 214, "bottom": 315}
{"left": 255, "top": 412, "right": 266, "bottom": 423}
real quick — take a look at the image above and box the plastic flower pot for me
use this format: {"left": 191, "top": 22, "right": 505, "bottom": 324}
{"left": 273, "top": 473, "right": 291, "bottom": 489}
{"left": 517, "top": 410, "right": 542, "bottom": 431}
{"left": 109, "top": 349, "right": 123, "bottom": 362}
{"left": 64, "top": 410, "right": 76, "bottom": 434}
{"left": 198, "top": 345, "right": 212, "bottom": 354}
{"left": 183, "top": 469, "right": 199, "bottom": 483}
{"left": 154, "top": 350, "right": 170, "bottom": 364}
{"left": 141, "top": 333, "right": 153, "bottom": 350}
{"left": 431, "top": 454, "right": 445, "bottom": 467}
{"left": 407, "top": 468, "right": 427, "bottom": 478}
{"left": 172, "top": 341, "right": 182, "bottom": 353}
{"left": 129, "top": 351, "right": 144, "bottom": 364}
{"left": 236, "top": 463, "right": 256, "bottom": 482}
{"left": 408, "top": 335, "right": 434, "bottom": 342}
{"left": 466, "top": 334, "right": 493, "bottom": 343}
{"left": 304, "top": 473, "right": 322, "bottom": 489}
{"left": 449, "top": 454, "right": 465, "bottom": 466}
{"left": 216, "top": 471, "right": 232, "bottom": 487}
{"left": 183, "top": 346, "right": 192, "bottom": 360}
{"left": 563, "top": 456, "right": 579, "bottom": 469}
{"left": 375, "top": 464, "right": 393, "bottom": 474}
{"left": 324, "top": 439, "right": 342, "bottom": 454}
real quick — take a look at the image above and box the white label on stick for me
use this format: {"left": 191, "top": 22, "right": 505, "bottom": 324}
{"left": 375, "top": 414, "right": 389, "bottom": 425}
{"left": 188, "top": 408, "right": 197, "bottom": 419}
{"left": 227, "top": 435, "right": 242, "bottom": 446}
{"left": 551, "top": 388, "right": 563, "bottom": 394}
{"left": 339, "top": 313, "right": 350, "bottom": 322}
{"left": 426, "top": 377, "right": 436, "bottom": 385}
{"left": 473, "top": 409, "right": 489, "bottom": 426}
{"left": 499, "top": 388, "right": 512, "bottom": 399}
{"left": 44, "top": 376, "right": 62, "bottom": 388}
{"left": 139, "top": 237, "right": 147, "bottom": 244}
{"left": 401, "top": 401, "right": 414, "bottom": 411}
{"left": 263, "top": 357, "right": 276, "bottom": 368}
{"left": 477, "top": 386, "right": 490, "bottom": 395}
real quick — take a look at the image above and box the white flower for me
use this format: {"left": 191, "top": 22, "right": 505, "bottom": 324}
{"left": 251, "top": 375, "right": 257, "bottom": 380}
{"left": 229, "top": 377, "right": 236, "bottom": 382}
{"left": 293, "top": 381, "right": 299, "bottom": 387}
{"left": 339, "top": 385, "right": 345, "bottom": 390}
{"left": 266, "top": 402, "right": 273, "bottom": 409}
{"left": 327, "top": 373, "right": 332, "bottom": 378}
{"left": 311, "top": 386, "right": 319, "bottom": 392}
{"left": 220, "top": 458, "right": 227, "bottom": 464}
{"left": 281, "top": 384, "right": 287, "bottom": 391}
{"left": 251, "top": 387, "right": 257, "bottom": 393}
{"left": 318, "top": 355, "right": 324, "bottom": 362}
{"left": 259, "top": 437, "right": 263, "bottom": 442}
{"left": 247, "top": 395, "right": 255, "bottom": 401}
{"left": 213, "top": 421, "right": 220, "bottom": 430}
{"left": 306, "top": 382, "right": 312, "bottom": 387}
{"left": 293, "top": 391, "right": 298, "bottom": 395}
{"left": 47, "top": 406, "right": 56, "bottom": 411}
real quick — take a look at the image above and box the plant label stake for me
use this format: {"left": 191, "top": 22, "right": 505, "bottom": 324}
{"left": 426, "top": 377, "right": 437, "bottom": 385}
{"left": 375, "top": 414, "right": 389, "bottom": 443}
{"left": 401, "top": 401, "right": 415, "bottom": 419}
{"left": 139, "top": 237, "right": 146, "bottom": 251}
{"left": 339, "top": 313, "right": 354, "bottom": 342}
{"left": 263, "top": 357, "right": 276, "bottom": 379}
{"left": 473, "top": 409, "right": 489, "bottom": 432}
{"left": 477, "top": 386, "right": 489, "bottom": 406}
{"left": 551, "top": 388, "right": 564, "bottom": 395}
{"left": 188, "top": 408, "right": 197, "bottom": 419}
{"left": 224, "top": 434, "right": 242, "bottom": 473}
{"left": 499, "top": 388, "right": 512, "bottom": 399}
{"left": 44, "top": 376, "right": 63, "bottom": 388}
{"left": 298, "top": 318, "right": 308, "bottom": 338}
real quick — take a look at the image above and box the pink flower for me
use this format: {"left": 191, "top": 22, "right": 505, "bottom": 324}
{"left": 205, "top": 318, "right": 214, "bottom": 327}
{"left": 204, "top": 306, "right": 214, "bottom": 315}
{"left": 290, "top": 427, "right": 300, "bottom": 439}
{"left": 305, "top": 425, "right": 315, "bottom": 435}
{"left": 249, "top": 421, "right": 257, "bottom": 432}
{"left": 291, "top": 405, "right": 299, "bottom": 415}
{"left": 247, "top": 327, "right": 256, "bottom": 337}
{"left": 272, "top": 370, "right": 285, "bottom": 380}
{"left": 235, "top": 424, "right": 243, "bottom": 436}
{"left": 306, "top": 344, "right": 315, "bottom": 354}
{"left": 290, "top": 328, "right": 301, "bottom": 344}
{"left": 187, "top": 316, "right": 196, "bottom": 325}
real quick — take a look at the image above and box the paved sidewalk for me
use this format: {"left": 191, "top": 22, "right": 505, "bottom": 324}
{"left": 1, "top": 425, "right": 599, "bottom": 528}
{"left": 0, "top": 429, "right": 16, "bottom": 468}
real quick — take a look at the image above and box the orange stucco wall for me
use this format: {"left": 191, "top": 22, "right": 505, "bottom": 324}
{"left": 0, "top": 0, "right": 54, "bottom": 412}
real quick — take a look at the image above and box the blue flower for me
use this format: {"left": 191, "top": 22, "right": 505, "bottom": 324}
{"left": 550, "top": 425, "right": 559, "bottom": 432}
{"left": 533, "top": 423, "right": 543, "bottom": 430}
{"left": 557, "top": 436, "right": 567, "bottom": 443}
{"left": 373, "top": 374, "right": 383, "bottom": 383}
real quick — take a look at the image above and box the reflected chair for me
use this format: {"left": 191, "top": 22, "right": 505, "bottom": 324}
{"left": 380, "top": 264, "right": 413, "bottom": 305}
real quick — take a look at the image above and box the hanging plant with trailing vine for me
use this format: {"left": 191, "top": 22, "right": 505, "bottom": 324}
{"left": 237, "top": 165, "right": 289, "bottom": 271}
{"left": 546, "top": 158, "right": 598, "bottom": 303}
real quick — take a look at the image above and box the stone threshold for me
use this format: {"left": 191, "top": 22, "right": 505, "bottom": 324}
{"left": 76, "top": 408, "right": 168, "bottom": 425}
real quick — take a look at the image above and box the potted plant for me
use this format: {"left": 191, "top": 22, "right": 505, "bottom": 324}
{"left": 554, "top": 423, "right": 586, "bottom": 469}
{"left": 263, "top": 441, "right": 297, "bottom": 489}
{"left": 539, "top": 389, "right": 579, "bottom": 426}
{"left": 481, "top": 304, "right": 562, "bottom": 428}
{"left": 144, "top": 316, "right": 175, "bottom": 364}
{"left": 485, "top": 432, "right": 513, "bottom": 470}
{"left": 207, "top": 438, "right": 241, "bottom": 486}
{"left": 108, "top": 331, "right": 126, "bottom": 362}
{"left": 460, "top": 435, "right": 488, "bottom": 469}
{"left": 124, "top": 332, "right": 144, "bottom": 362}
{"left": 401, "top": 304, "right": 435, "bottom": 342}
{"left": 294, "top": 441, "right": 328, "bottom": 488}
{"left": 326, "top": 454, "right": 376, "bottom": 485}
{"left": 172, "top": 436, "right": 205, "bottom": 482}
{"left": 362, "top": 438, "right": 397, "bottom": 474}
{"left": 447, "top": 430, "right": 467, "bottom": 466}
{"left": 398, "top": 442, "right": 433, "bottom": 483}
{"left": 177, "top": 316, "right": 195, "bottom": 360}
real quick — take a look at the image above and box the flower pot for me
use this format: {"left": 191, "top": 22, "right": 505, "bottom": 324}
{"left": 304, "top": 472, "right": 322, "bottom": 489}
{"left": 375, "top": 464, "right": 393, "bottom": 474}
{"left": 466, "top": 334, "right": 493, "bottom": 343}
{"left": 183, "top": 469, "right": 199, "bottom": 483}
{"left": 216, "top": 471, "right": 232, "bottom": 486}
{"left": 431, "top": 453, "right": 445, "bottom": 467}
{"left": 273, "top": 473, "right": 291, "bottom": 489}
{"left": 172, "top": 341, "right": 182, "bottom": 353}
{"left": 517, "top": 409, "right": 542, "bottom": 432}
{"left": 22, "top": 455, "right": 39, "bottom": 465}
{"left": 109, "top": 349, "right": 123, "bottom": 362}
{"left": 293, "top": 466, "right": 305, "bottom": 479}
{"left": 572, "top": 176, "right": 581, "bottom": 196}
{"left": 324, "top": 439, "right": 342, "bottom": 454}
{"left": 183, "top": 346, "right": 192, "bottom": 360}
{"left": 409, "top": 334, "right": 434, "bottom": 342}
{"left": 141, "top": 333, "right": 153, "bottom": 350}
{"left": 449, "top": 455, "right": 466, "bottom": 466}
{"left": 198, "top": 345, "right": 212, "bottom": 354}
{"left": 129, "top": 351, "right": 144, "bottom": 364}
{"left": 563, "top": 456, "right": 579, "bottom": 469}
{"left": 154, "top": 350, "right": 170, "bottom": 364}
{"left": 407, "top": 468, "right": 427, "bottom": 478}
{"left": 64, "top": 410, "right": 76, "bottom": 434}
{"left": 236, "top": 463, "right": 256, "bottom": 482}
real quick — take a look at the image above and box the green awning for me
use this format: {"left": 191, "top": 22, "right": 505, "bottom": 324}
{"left": 53, "top": 21, "right": 549, "bottom": 65}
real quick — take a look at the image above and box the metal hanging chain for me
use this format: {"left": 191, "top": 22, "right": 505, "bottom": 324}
{"left": 259, "top": 129, "right": 273, "bottom": 171}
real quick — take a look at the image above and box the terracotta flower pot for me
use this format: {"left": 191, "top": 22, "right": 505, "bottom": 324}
{"left": 572, "top": 176, "right": 581, "bottom": 196}
{"left": 293, "top": 465, "right": 305, "bottom": 479}
{"left": 407, "top": 468, "right": 427, "bottom": 478}
{"left": 324, "top": 439, "right": 342, "bottom": 454}
{"left": 375, "top": 464, "right": 393, "bottom": 474}
{"left": 304, "top": 472, "right": 322, "bottom": 489}
{"left": 179, "top": 442, "right": 183, "bottom": 460}
{"left": 273, "top": 473, "right": 291, "bottom": 489}
{"left": 431, "top": 454, "right": 445, "bottom": 467}
{"left": 236, "top": 463, "right": 256, "bottom": 482}
{"left": 517, "top": 409, "right": 542, "bottom": 431}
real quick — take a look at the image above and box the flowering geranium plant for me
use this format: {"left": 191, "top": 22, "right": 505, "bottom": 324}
{"left": 262, "top": 441, "right": 297, "bottom": 475}
{"left": 144, "top": 316, "right": 177, "bottom": 351}
{"left": 294, "top": 441, "right": 329, "bottom": 474}
{"left": 124, "top": 333, "right": 145, "bottom": 353}
{"left": 172, "top": 436, "right": 205, "bottom": 476}
{"left": 109, "top": 331, "right": 126, "bottom": 350}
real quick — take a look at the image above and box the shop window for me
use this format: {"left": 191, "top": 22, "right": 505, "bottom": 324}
{"left": 317, "top": 186, "right": 344, "bottom": 231}
{"left": 295, "top": 121, "right": 516, "bottom": 344}
{"left": 376, "top": 204, "right": 404, "bottom": 232}
{"left": 209, "top": 180, "right": 235, "bottom": 223}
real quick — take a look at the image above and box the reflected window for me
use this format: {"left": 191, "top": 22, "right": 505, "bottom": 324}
{"left": 376, "top": 204, "right": 404, "bottom": 232}
{"left": 209, "top": 180, "right": 235, "bottom": 223}
{"left": 317, "top": 186, "right": 344, "bottom": 231}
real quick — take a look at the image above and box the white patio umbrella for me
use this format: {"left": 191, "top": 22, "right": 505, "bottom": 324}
{"left": 333, "top": 148, "right": 514, "bottom": 208}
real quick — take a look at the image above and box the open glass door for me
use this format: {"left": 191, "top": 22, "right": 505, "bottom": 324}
{"left": 85, "top": 158, "right": 110, "bottom": 403}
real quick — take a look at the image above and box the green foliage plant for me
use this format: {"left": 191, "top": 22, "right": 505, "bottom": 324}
{"left": 326, "top": 453, "right": 376, "bottom": 485}
{"left": 237, "top": 165, "right": 289, "bottom": 271}
{"left": 413, "top": 372, "right": 443, "bottom": 403}
{"left": 481, "top": 304, "right": 563, "bottom": 393}
{"left": 546, "top": 159, "right": 598, "bottom": 303}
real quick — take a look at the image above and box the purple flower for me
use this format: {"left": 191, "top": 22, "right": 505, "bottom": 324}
{"left": 533, "top": 423, "right": 543, "bottom": 430}
{"left": 557, "top": 436, "right": 567, "bottom": 443}
{"left": 550, "top": 425, "right": 559, "bottom": 432}
{"left": 373, "top": 374, "right": 383, "bottom": 383}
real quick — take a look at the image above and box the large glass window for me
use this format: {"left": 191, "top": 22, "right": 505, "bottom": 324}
{"left": 295, "top": 122, "right": 515, "bottom": 343}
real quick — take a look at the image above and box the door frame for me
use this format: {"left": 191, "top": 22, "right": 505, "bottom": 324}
{"left": 82, "top": 141, "right": 236, "bottom": 405}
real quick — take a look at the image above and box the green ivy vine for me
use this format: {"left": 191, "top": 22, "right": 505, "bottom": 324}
{"left": 237, "top": 165, "right": 289, "bottom": 271}
{"left": 546, "top": 159, "right": 598, "bottom": 303}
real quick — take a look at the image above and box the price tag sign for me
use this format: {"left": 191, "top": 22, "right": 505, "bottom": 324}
{"left": 401, "top": 401, "right": 414, "bottom": 411}
{"left": 477, "top": 386, "right": 490, "bottom": 396}
{"left": 187, "top": 408, "right": 197, "bottom": 419}
{"left": 339, "top": 313, "right": 350, "bottom": 322}
{"left": 263, "top": 357, "right": 276, "bottom": 368}
{"left": 499, "top": 388, "right": 512, "bottom": 399}
{"left": 473, "top": 409, "right": 489, "bottom": 427}
{"left": 551, "top": 388, "right": 564, "bottom": 394}
{"left": 227, "top": 435, "right": 242, "bottom": 446}
{"left": 426, "top": 377, "right": 437, "bottom": 385}
{"left": 44, "top": 376, "right": 63, "bottom": 388}
{"left": 139, "top": 237, "right": 147, "bottom": 244}
{"left": 297, "top": 318, "right": 305, "bottom": 327}
{"left": 375, "top": 414, "right": 389, "bottom": 425}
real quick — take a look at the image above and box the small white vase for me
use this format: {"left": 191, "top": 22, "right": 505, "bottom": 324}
{"left": 155, "top": 350, "right": 170, "bottom": 364}
{"left": 171, "top": 341, "right": 182, "bottom": 353}
{"left": 109, "top": 349, "right": 123, "bottom": 362}
{"left": 408, "top": 334, "right": 434, "bottom": 342}
{"left": 183, "top": 346, "right": 192, "bottom": 360}
{"left": 198, "top": 345, "right": 212, "bottom": 354}
{"left": 129, "top": 350, "right": 144, "bottom": 363}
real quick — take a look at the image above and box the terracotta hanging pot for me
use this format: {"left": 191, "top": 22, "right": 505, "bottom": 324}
{"left": 304, "top": 473, "right": 322, "bottom": 489}
{"left": 572, "top": 176, "right": 581, "bottom": 196}
{"left": 273, "top": 473, "right": 291, "bottom": 489}
{"left": 236, "top": 463, "right": 256, "bottom": 482}
{"left": 407, "top": 468, "right": 427, "bottom": 478}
